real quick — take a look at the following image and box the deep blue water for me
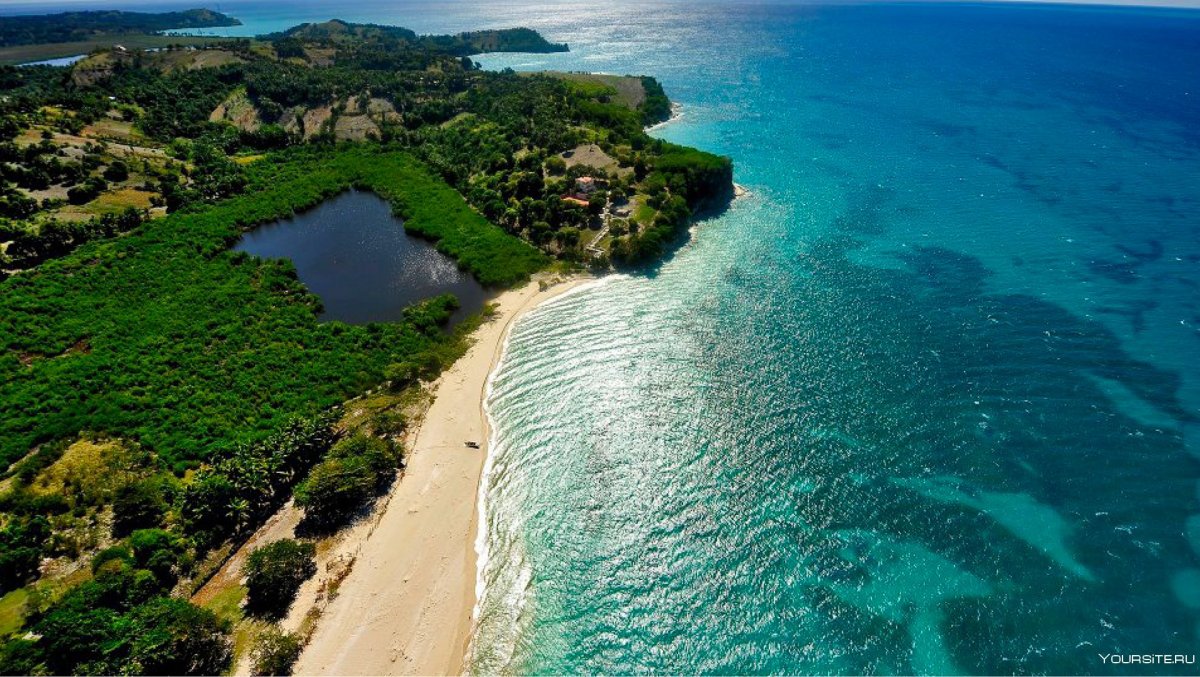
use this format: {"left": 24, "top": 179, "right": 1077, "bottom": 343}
{"left": 20, "top": 0, "right": 1200, "bottom": 673}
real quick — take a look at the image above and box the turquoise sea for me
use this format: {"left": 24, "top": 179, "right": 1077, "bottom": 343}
{"left": 475, "top": 4, "right": 1200, "bottom": 674}
{"left": 14, "top": 0, "right": 1200, "bottom": 673}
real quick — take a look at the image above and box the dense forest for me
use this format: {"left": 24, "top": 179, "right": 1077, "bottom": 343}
{"left": 0, "top": 14, "right": 731, "bottom": 675}
{"left": 270, "top": 20, "right": 569, "bottom": 55}
{"left": 0, "top": 9, "right": 241, "bottom": 48}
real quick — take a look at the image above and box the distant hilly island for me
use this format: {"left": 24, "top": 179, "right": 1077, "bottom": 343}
{"left": 0, "top": 9, "right": 242, "bottom": 48}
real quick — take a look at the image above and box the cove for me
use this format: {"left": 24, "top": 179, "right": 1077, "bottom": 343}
{"left": 232, "top": 189, "right": 487, "bottom": 326}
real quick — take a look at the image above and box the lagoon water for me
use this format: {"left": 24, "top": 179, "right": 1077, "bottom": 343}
{"left": 17, "top": 55, "right": 86, "bottom": 67}
{"left": 44, "top": 0, "right": 1200, "bottom": 672}
{"left": 232, "top": 190, "right": 485, "bottom": 325}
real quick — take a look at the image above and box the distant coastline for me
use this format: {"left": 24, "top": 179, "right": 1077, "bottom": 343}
{"left": 0, "top": 8, "right": 241, "bottom": 65}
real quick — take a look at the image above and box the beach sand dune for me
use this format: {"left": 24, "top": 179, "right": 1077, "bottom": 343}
{"left": 295, "top": 276, "right": 586, "bottom": 676}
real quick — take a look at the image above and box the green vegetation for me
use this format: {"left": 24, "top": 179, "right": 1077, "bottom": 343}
{"left": 0, "top": 148, "right": 511, "bottom": 472}
{"left": 640, "top": 76, "right": 673, "bottom": 125}
{"left": 535, "top": 72, "right": 672, "bottom": 126}
{"left": 0, "top": 589, "right": 29, "bottom": 636}
{"left": 0, "top": 438, "right": 162, "bottom": 594}
{"left": 179, "top": 413, "right": 336, "bottom": 548}
{"left": 294, "top": 433, "right": 402, "bottom": 531}
{"left": 0, "top": 515, "right": 48, "bottom": 593}
{"left": 272, "top": 20, "right": 567, "bottom": 55}
{"left": 613, "top": 142, "right": 734, "bottom": 263}
{"left": 129, "top": 528, "right": 185, "bottom": 586}
{"left": 112, "top": 477, "right": 171, "bottom": 537}
{"left": 0, "top": 143, "right": 515, "bottom": 668}
{"left": 243, "top": 539, "right": 316, "bottom": 618}
{"left": 342, "top": 151, "right": 549, "bottom": 285}
{"left": 0, "top": 9, "right": 240, "bottom": 49}
{"left": 251, "top": 626, "right": 304, "bottom": 676}
{"left": 9, "top": 559, "right": 231, "bottom": 674}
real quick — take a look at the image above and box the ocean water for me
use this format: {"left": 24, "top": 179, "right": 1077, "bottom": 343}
{"left": 15, "top": 0, "right": 1199, "bottom": 672}
{"left": 468, "top": 3, "right": 1200, "bottom": 674}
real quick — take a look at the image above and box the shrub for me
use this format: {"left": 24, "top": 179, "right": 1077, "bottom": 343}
{"left": 30, "top": 568, "right": 228, "bottom": 675}
{"left": 112, "top": 479, "right": 167, "bottom": 536}
{"left": 34, "top": 603, "right": 124, "bottom": 673}
{"left": 66, "top": 177, "right": 106, "bottom": 205}
{"left": 129, "top": 528, "right": 183, "bottom": 585}
{"left": 243, "top": 539, "right": 316, "bottom": 618}
{"left": 0, "top": 638, "right": 42, "bottom": 675}
{"left": 0, "top": 516, "right": 50, "bottom": 593}
{"left": 102, "top": 161, "right": 129, "bottom": 182}
{"left": 383, "top": 360, "right": 420, "bottom": 387}
{"left": 180, "top": 414, "right": 338, "bottom": 549}
{"left": 328, "top": 434, "right": 401, "bottom": 489}
{"left": 251, "top": 627, "right": 303, "bottom": 676}
{"left": 129, "top": 529, "right": 177, "bottom": 563}
{"left": 294, "top": 457, "right": 376, "bottom": 530}
{"left": 91, "top": 545, "right": 134, "bottom": 573}
{"left": 294, "top": 434, "right": 400, "bottom": 530}
{"left": 126, "top": 597, "right": 232, "bottom": 675}
{"left": 369, "top": 410, "right": 407, "bottom": 436}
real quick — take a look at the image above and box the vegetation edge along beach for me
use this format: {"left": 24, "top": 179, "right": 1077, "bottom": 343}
{"left": 0, "top": 10, "right": 732, "bottom": 675}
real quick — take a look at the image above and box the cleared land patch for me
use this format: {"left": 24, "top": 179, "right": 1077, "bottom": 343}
{"left": 531, "top": 71, "right": 647, "bottom": 109}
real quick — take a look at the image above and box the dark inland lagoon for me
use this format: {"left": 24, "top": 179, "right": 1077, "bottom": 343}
{"left": 232, "top": 189, "right": 487, "bottom": 326}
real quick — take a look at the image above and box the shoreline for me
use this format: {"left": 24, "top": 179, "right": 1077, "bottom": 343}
{"left": 469, "top": 272, "right": 620, "bottom": 667}
{"left": 646, "top": 101, "right": 684, "bottom": 132}
{"left": 294, "top": 273, "right": 591, "bottom": 677}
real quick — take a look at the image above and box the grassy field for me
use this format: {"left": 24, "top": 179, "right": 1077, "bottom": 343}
{"left": 48, "top": 187, "right": 157, "bottom": 221}
{"left": 528, "top": 72, "right": 648, "bottom": 109}
{"left": 0, "top": 589, "right": 28, "bottom": 637}
{"left": 80, "top": 118, "right": 153, "bottom": 146}
{"left": 0, "top": 34, "right": 237, "bottom": 66}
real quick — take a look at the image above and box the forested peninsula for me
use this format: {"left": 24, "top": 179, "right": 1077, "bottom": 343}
{"left": 0, "top": 9, "right": 242, "bottom": 65}
{"left": 0, "top": 9, "right": 241, "bottom": 48}
{"left": 0, "top": 13, "right": 731, "bottom": 675}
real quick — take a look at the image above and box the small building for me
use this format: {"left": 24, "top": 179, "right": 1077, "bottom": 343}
{"left": 575, "top": 176, "right": 599, "bottom": 194}
{"left": 561, "top": 196, "right": 589, "bottom": 207}
{"left": 613, "top": 205, "right": 632, "bottom": 218}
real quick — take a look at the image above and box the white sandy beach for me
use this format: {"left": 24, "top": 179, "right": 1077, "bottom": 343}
{"left": 294, "top": 274, "right": 588, "bottom": 676}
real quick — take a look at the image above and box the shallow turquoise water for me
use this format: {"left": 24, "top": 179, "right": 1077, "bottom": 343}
{"left": 469, "top": 3, "right": 1200, "bottom": 674}
{"left": 20, "top": 0, "right": 1199, "bottom": 672}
